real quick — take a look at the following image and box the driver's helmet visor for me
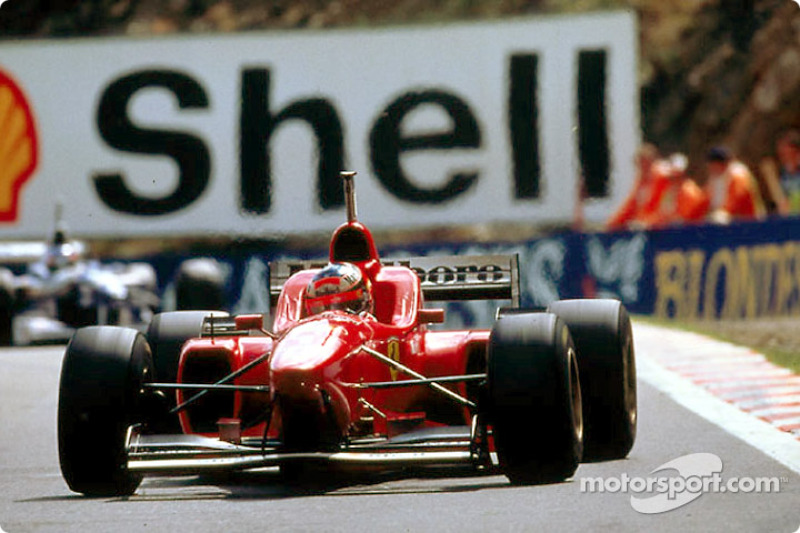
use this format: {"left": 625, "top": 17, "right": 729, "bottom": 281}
{"left": 306, "top": 286, "right": 369, "bottom": 315}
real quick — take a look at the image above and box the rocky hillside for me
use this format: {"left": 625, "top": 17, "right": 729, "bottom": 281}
{"left": 1, "top": 0, "right": 799, "bottom": 192}
{"left": 640, "top": 0, "right": 800, "bottom": 180}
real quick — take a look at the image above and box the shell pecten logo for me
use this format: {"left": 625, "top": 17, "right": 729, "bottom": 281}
{"left": 0, "top": 68, "right": 38, "bottom": 223}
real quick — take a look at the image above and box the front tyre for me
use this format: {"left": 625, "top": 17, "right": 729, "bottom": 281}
{"left": 58, "top": 326, "right": 152, "bottom": 496}
{"left": 0, "top": 268, "right": 15, "bottom": 346}
{"left": 547, "top": 299, "right": 636, "bottom": 461}
{"left": 488, "top": 313, "right": 583, "bottom": 484}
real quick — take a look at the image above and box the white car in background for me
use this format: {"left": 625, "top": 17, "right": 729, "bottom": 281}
{"left": 0, "top": 232, "right": 159, "bottom": 346}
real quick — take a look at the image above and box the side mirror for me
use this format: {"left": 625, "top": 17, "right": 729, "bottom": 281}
{"left": 418, "top": 308, "right": 445, "bottom": 324}
{"left": 235, "top": 314, "right": 265, "bottom": 331}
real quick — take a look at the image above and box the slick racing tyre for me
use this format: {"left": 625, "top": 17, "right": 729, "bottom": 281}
{"left": 57, "top": 286, "right": 99, "bottom": 328}
{"left": 146, "top": 311, "right": 227, "bottom": 432}
{"left": 58, "top": 326, "right": 152, "bottom": 496}
{"left": 175, "top": 258, "right": 227, "bottom": 311}
{"left": 0, "top": 268, "right": 14, "bottom": 346}
{"left": 487, "top": 313, "right": 583, "bottom": 484}
{"left": 547, "top": 299, "right": 636, "bottom": 461}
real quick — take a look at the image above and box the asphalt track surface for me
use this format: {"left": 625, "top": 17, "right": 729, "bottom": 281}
{"left": 1, "top": 322, "right": 799, "bottom": 533}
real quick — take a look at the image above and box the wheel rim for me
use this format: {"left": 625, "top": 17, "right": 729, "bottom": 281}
{"left": 569, "top": 347, "right": 584, "bottom": 444}
{"left": 623, "top": 335, "right": 637, "bottom": 427}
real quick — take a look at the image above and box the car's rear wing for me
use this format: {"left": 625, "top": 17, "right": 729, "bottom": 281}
{"left": 269, "top": 254, "right": 520, "bottom": 308}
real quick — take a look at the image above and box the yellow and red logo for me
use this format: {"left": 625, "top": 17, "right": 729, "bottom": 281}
{"left": 387, "top": 339, "right": 401, "bottom": 380}
{"left": 0, "top": 68, "right": 38, "bottom": 223}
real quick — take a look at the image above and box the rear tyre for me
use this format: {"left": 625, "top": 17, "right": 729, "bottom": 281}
{"left": 58, "top": 326, "right": 151, "bottom": 496}
{"left": 56, "top": 285, "right": 98, "bottom": 328}
{"left": 175, "top": 258, "right": 227, "bottom": 311}
{"left": 146, "top": 311, "right": 225, "bottom": 432}
{"left": 488, "top": 313, "right": 583, "bottom": 484}
{"left": 547, "top": 299, "right": 636, "bottom": 461}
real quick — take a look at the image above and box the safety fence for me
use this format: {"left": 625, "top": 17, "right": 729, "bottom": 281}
{"left": 146, "top": 216, "right": 800, "bottom": 326}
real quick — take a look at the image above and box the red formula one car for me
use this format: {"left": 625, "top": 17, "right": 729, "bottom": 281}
{"left": 57, "top": 173, "right": 637, "bottom": 496}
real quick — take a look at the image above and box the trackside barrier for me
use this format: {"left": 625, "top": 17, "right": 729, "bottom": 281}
{"left": 140, "top": 216, "right": 800, "bottom": 326}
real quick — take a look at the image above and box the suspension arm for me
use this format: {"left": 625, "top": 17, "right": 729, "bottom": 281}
{"left": 360, "top": 346, "right": 476, "bottom": 409}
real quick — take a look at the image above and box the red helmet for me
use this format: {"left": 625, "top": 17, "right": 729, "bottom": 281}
{"left": 305, "top": 262, "right": 372, "bottom": 315}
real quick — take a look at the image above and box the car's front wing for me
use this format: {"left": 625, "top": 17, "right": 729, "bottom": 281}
{"left": 125, "top": 425, "right": 495, "bottom": 475}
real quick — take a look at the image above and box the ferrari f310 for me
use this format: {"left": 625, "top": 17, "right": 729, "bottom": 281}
{"left": 57, "top": 171, "right": 636, "bottom": 496}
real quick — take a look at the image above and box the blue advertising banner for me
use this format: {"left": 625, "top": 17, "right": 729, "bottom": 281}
{"left": 646, "top": 218, "right": 800, "bottom": 320}
{"left": 147, "top": 216, "right": 800, "bottom": 327}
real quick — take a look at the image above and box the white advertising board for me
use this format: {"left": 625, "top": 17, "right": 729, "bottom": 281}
{"left": 0, "top": 12, "right": 638, "bottom": 239}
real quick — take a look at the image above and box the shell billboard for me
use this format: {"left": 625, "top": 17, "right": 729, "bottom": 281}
{"left": 0, "top": 13, "right": 638, "bottom": 240}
